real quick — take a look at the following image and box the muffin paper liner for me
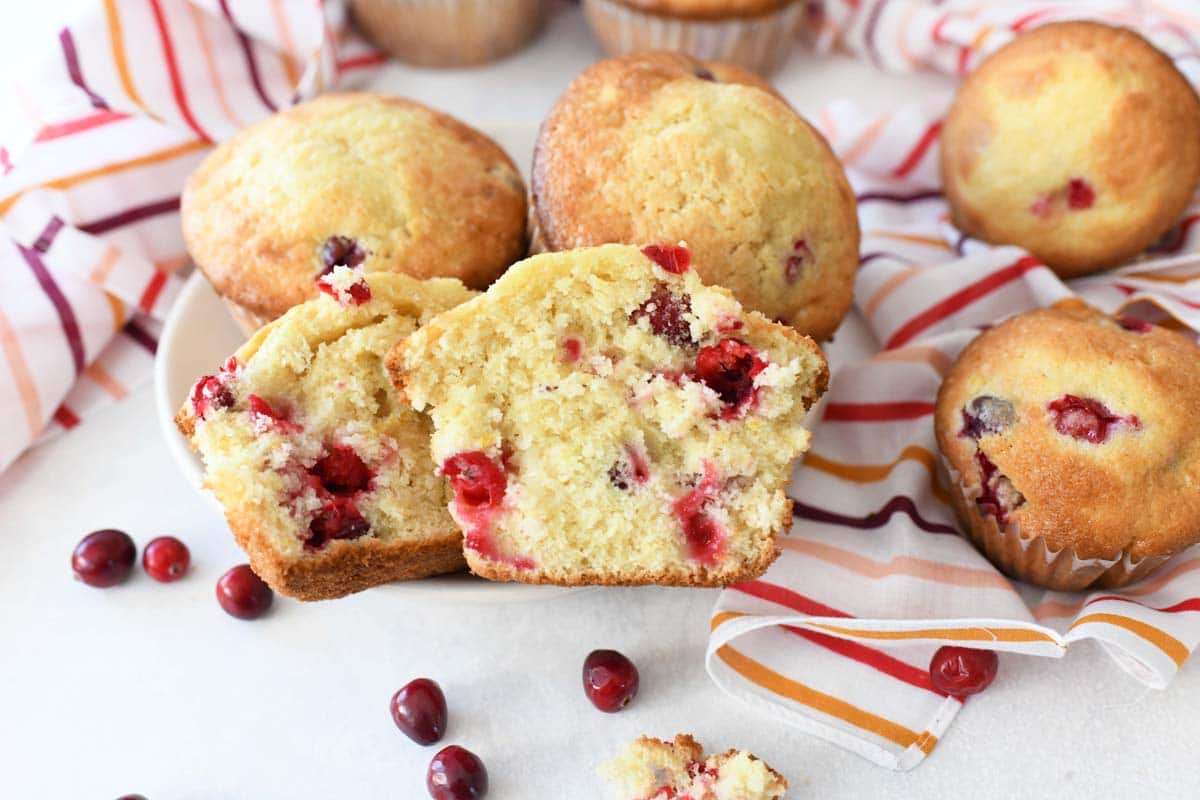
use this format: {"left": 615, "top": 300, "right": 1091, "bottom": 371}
{"left": 349, "top": 0, "right": 543, "bottom": 66}
{"left": 582, "top": 0, "right": 805, "bottom": 75}
{"left": 6, "top": 0, "right": 1200, "bottom": 778}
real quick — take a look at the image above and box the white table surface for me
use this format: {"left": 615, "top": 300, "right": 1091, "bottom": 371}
{"left": 3, "top": 3, "right": 1200, "bottom": 799}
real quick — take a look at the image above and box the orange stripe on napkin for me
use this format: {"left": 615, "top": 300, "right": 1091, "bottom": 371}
{"left": 840, "top": 113, "right": 892, "bottom": 165}
{"left": 0, "top": 308, "right": 42, "bottom": 437}
{"left": 872, "top": 345, "right": 954, "bottom": 375}
{"left": 716, "top": 645, "right": 925, "bottom": 749}
{"left": 804, "top": 446, "right": 950, "bottom": 505}
{"left": 103, "top": 0, "right": 147, "bottom": 110}
{"left": 83, "top": 362, "right": 128, "bottom": 400}
{"left": 779, "top": 538, "right": 1013, "bottom": 590}
{"left": 270, "top": 0, "right": 301, "bottom": 86}
{"left": 187, "top": 2, "right": 245, "bottom": 129}
{"left": 867, "top": 231, "right": 953, "bottom": 250}
{"left": 0, "top": 140, "right": 208, "bottom": 215}
{"left": 1071, "top": 613, "right": 1189, "bottom": 666}
{"left": 89, "top": 245, "right": 122, "bottom": 285}
{"left": 807, "top": 623, "right": 1058, "bottom": 645}
{"left": 104, "top": 292, "right": 126, "bottom": 332}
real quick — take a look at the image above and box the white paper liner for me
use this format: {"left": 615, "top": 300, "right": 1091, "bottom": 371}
{"left": 348, "top": 0, "right": 544, "bottom": 66}
{"left": 582, "top": 0, "right": 805, "bottom": 75}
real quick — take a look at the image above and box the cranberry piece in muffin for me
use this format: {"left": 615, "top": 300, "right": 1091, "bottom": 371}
{"left": 391, "top": 244, "right": 828, "bottom": 587}
{"left": 177, "top": 272, "right": 477, "bottom": 600}
{"left": 935, "top": 300, "right": 1200, "bottom": 590}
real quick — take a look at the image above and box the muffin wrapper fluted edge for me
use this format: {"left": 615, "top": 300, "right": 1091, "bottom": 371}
{"left": 582, "top": 0, "right": 805, "bottom": 76}
{"left": 348, "top": 0, "right": 544, "bottom": 67}
{"left": 941, "top": 457, "right": 1171, "bottom": 591}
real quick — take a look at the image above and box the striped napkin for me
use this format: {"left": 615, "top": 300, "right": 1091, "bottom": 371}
{"left": 708, "top": 1, "right": 1200, "bottom": 772}
{"left": 0, "top": 0, "right": 382, "bottom": 473}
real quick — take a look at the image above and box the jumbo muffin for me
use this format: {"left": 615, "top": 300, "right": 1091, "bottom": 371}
{"left": 390, "top": 243, "right": 828, "bottom": 586}
{"left": 182, "top": 92, "right": 526, "bottom": 333}
{"left": 583, "top": 0, "right": 805, "bottom": 76}
{"left": 348, "top": 0, "right": 544, "bottom": 67}
{"left": 177, "top": 269, "right": 477, "bottom": 600}
{"left": 935, "top": 300, "right": 1200, "bottom": 590}
{"left": 941, "top": 22, "right": 1200, "bottom": 277}
{"left": 603, "top": 734, "right": 787, "bottom": 799}
{"left": 532, "top": 52, "right": 859, "bottom": 341}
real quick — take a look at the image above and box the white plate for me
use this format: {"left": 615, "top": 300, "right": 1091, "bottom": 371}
{"left": 154, "top": 123, "right": 587, "bottom": 603}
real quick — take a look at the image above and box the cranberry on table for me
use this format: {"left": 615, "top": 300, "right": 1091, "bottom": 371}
{"left": 72, "top": 529, "right": 137, "bottom": 587}
{"left": 929, "top": 646, "right": 999, "bottom": 697}
{"left": 115, "top": 795, "right": 148, "bottom": 799}
{"left": 391, "top": 678, "right": 448, "bottom": 745}
{"left": 427, "top": 745, "right": 488, "bottom": 800}
{"left": 215, "top": 564, "right": 274, "bottom": 620}
{"left": 582, "top": 649, "right": 639, "bottom": 712}
{"left": 142, "top": 536, "right": 191, "bottom": 582}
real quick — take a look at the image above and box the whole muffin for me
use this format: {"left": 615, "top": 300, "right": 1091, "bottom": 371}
{"left": 935, "top": 300, "right": 1200, "bottom": 590}
{"left": 941, "top": 22, "right": 1200, "bottom": 277}
{"left": 532, "top": 52, "right": 859, "bottom": 341}
{"left": 348, "top": 0, "right": 544, "bottom": 67}
{"left": 183, "top": 93, "right": 527, "bottom": 333}
{"left": 583, "top": 0, "right": 806, "bottom": 76}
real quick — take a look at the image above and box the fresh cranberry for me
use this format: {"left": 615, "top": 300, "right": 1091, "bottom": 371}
{"left": 310, "top": 445, "right": 373, "bottom": 495}
{"left": 306, "top": 497, "right": 370, "bottom": 549}
{"left": 641, "top": 244, "right": 690, "bottom": 274}
{"left": 608, "top": 445, "right": 651, "bottom": 491}
{"left": 72, "top": 529, "right": 137, "bottom": 587}
{"left": 631, "top": 284, "right": 694, "bottom": 347}
{"left": 959, "top": 395, "right": 1015, "bottom": 440}
{"left": 692, "top": 338, "right": 767, "bottom": 417}
{"left": 247, "top": 394, "right": 301, "bottom": 434}
{"left": 1047, "top": 394, "right": 1129, "bottom": 443}
{"left": 1118, "top": 316, "right": 1152, "bottom": 333}
{"left": 562, "top": 337, "right": 583, "bottom": 362}
{"left": 582, "top": 649, "right": 639, "bottom": 712}
{"left": 115, "top": 795, "right": 148, "bottom": 800}
{"left": 692, "top": 66, "right": 716, "bottom": 81}
{"left": 784, "top": 239, "right": 812, "bottom": 284}
{"left": 142, "top": 536, "right": 190, "bottom": 582}
{"left": 427, "top": 745, "right": 488, "bottom": 800}
{"left": 929, "top": 646, "right": 999, "bottom": 696}
{"left": 442, "top": 452, "right": 506, "bottom": 509}
{"left": 319, "top": 235, "right": 367, "bottom": 275}
{"left": 215, "top": 564, "right": 273, "bottom": 620}
{"left": 1067, "top": 178, "right": 1095, "bottom": 210}
{"left": 391, "top": 678, "right": 448, "bottom": 746}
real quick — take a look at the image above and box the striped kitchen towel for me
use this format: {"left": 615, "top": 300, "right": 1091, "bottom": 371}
{"left": 709, "top": 3, "right": 1200, "bottom": 771}
{"left": 0, "top": 0, "right": 381, "bottom": 473}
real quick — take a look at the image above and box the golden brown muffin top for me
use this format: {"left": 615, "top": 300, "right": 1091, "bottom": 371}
{"left": 182, "top": 92, "right": 527, "bottom": 322}
{"left": 532, "top": 51, "right": 859, "bottom": 340}
{"left": 940, "top": 21, "right": 1200, "bottom": 276}
{"left": 935, "top": 300, "right": 1200, "bottom": 562}
{"left": 614, "top": 0, "right": 795, "bottom": 21}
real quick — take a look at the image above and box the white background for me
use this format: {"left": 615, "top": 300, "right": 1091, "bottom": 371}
{"left": 3, "top": 2, "right": 1200, "bottom": 798}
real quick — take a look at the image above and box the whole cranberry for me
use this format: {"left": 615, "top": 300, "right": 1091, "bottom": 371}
{"left": 115, "top": 795, "right": 148, "bottom": 800}
{"left": 583, "top": 649, "right": 639, "bottom": 712}
{"left": 427, "top": 745, "right": 488, "bottom": 800}
{"left": 72, "top": 529, "right": 137, "bottom": 587}
{"left": 929, "top": 646, "right": 999, "bottom": 697}
{"left": 142, "top": 536, "right": 191, "bottom": 582}
{"left": 391, "top": 678, "right": 448, "bottom": 745}
{"left": 215, "top": 564, "right": 273, "bottom": 620}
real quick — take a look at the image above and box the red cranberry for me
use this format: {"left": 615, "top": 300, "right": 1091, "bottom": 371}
{"left": 632, "top": 284, "right": 694, "bottom": 347}
{"left": 672, "top": 465, "right": 726, "bottom": 564}
{"left": 608, "top": 445, "right": 651, "bottom": 491}
{"left": 115, "top": 795, "right": 148, "bottom": 800}
{"left": 692, "top": 338, "right": 767, "bottom": 417}
{"left": 316, "top": 272, "right": 372, "bottom": 306}
{"left": 142, "top": 536, "right": 190, "bottom": 582}
{"left": 692, "top": 66, "right": 716, "bottom": 81}
{"left": 1047, "top": 394, "right": 1127, "bottom": 443}
{"left": 1067, "top": 178, "right": 1095, "bottom": 210}
{"left": 247, "top": 394, "right": 301, "bottom": 433}
{"left": 306, "top": 497, "right": 370, "bottom": 549}
{"left": 974, "top": 450, "right": 1024, "bottom": 525}
{"left": 319, "top": 235, "right": 367, "bottom": 274}
{"left": 391, "top": 678, "right": 448, "bottom": 745}
{"left": 1118, "top": 316, "right": 1152, "bottom": 333}
{"left": 583, "top": 649, "right": 639, "bottom": 712}
{"left": 310, "top": 444, "right": 373, "bottom": 495}
{"left": 959, "top": 395, "right": 1015, "bottom": 440}
{"left": 783, "top": 239, "right": 812, "bottom": 284}
{"left": 215, "top": 564, "right": 273, "bottom": 620}
{"left": 562, "top": 337, "right": 582, "bottom": 362}
{"left": 929, "top": 646, "right": 999, "bottom": 696}
{"left": 427, "top": 745, "right": 488, "bottom": 800}
{"left": 442, "top": 452, "right": 506, "bottom": 509}
{"left": 72, "top": 529, "right": 137, "bottom": 587}
{"left": 641, "top": 244, "right": 690, "bottom": 274}
{"left": 1029, "top": 193, "right": 1053, "bottom": 218}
